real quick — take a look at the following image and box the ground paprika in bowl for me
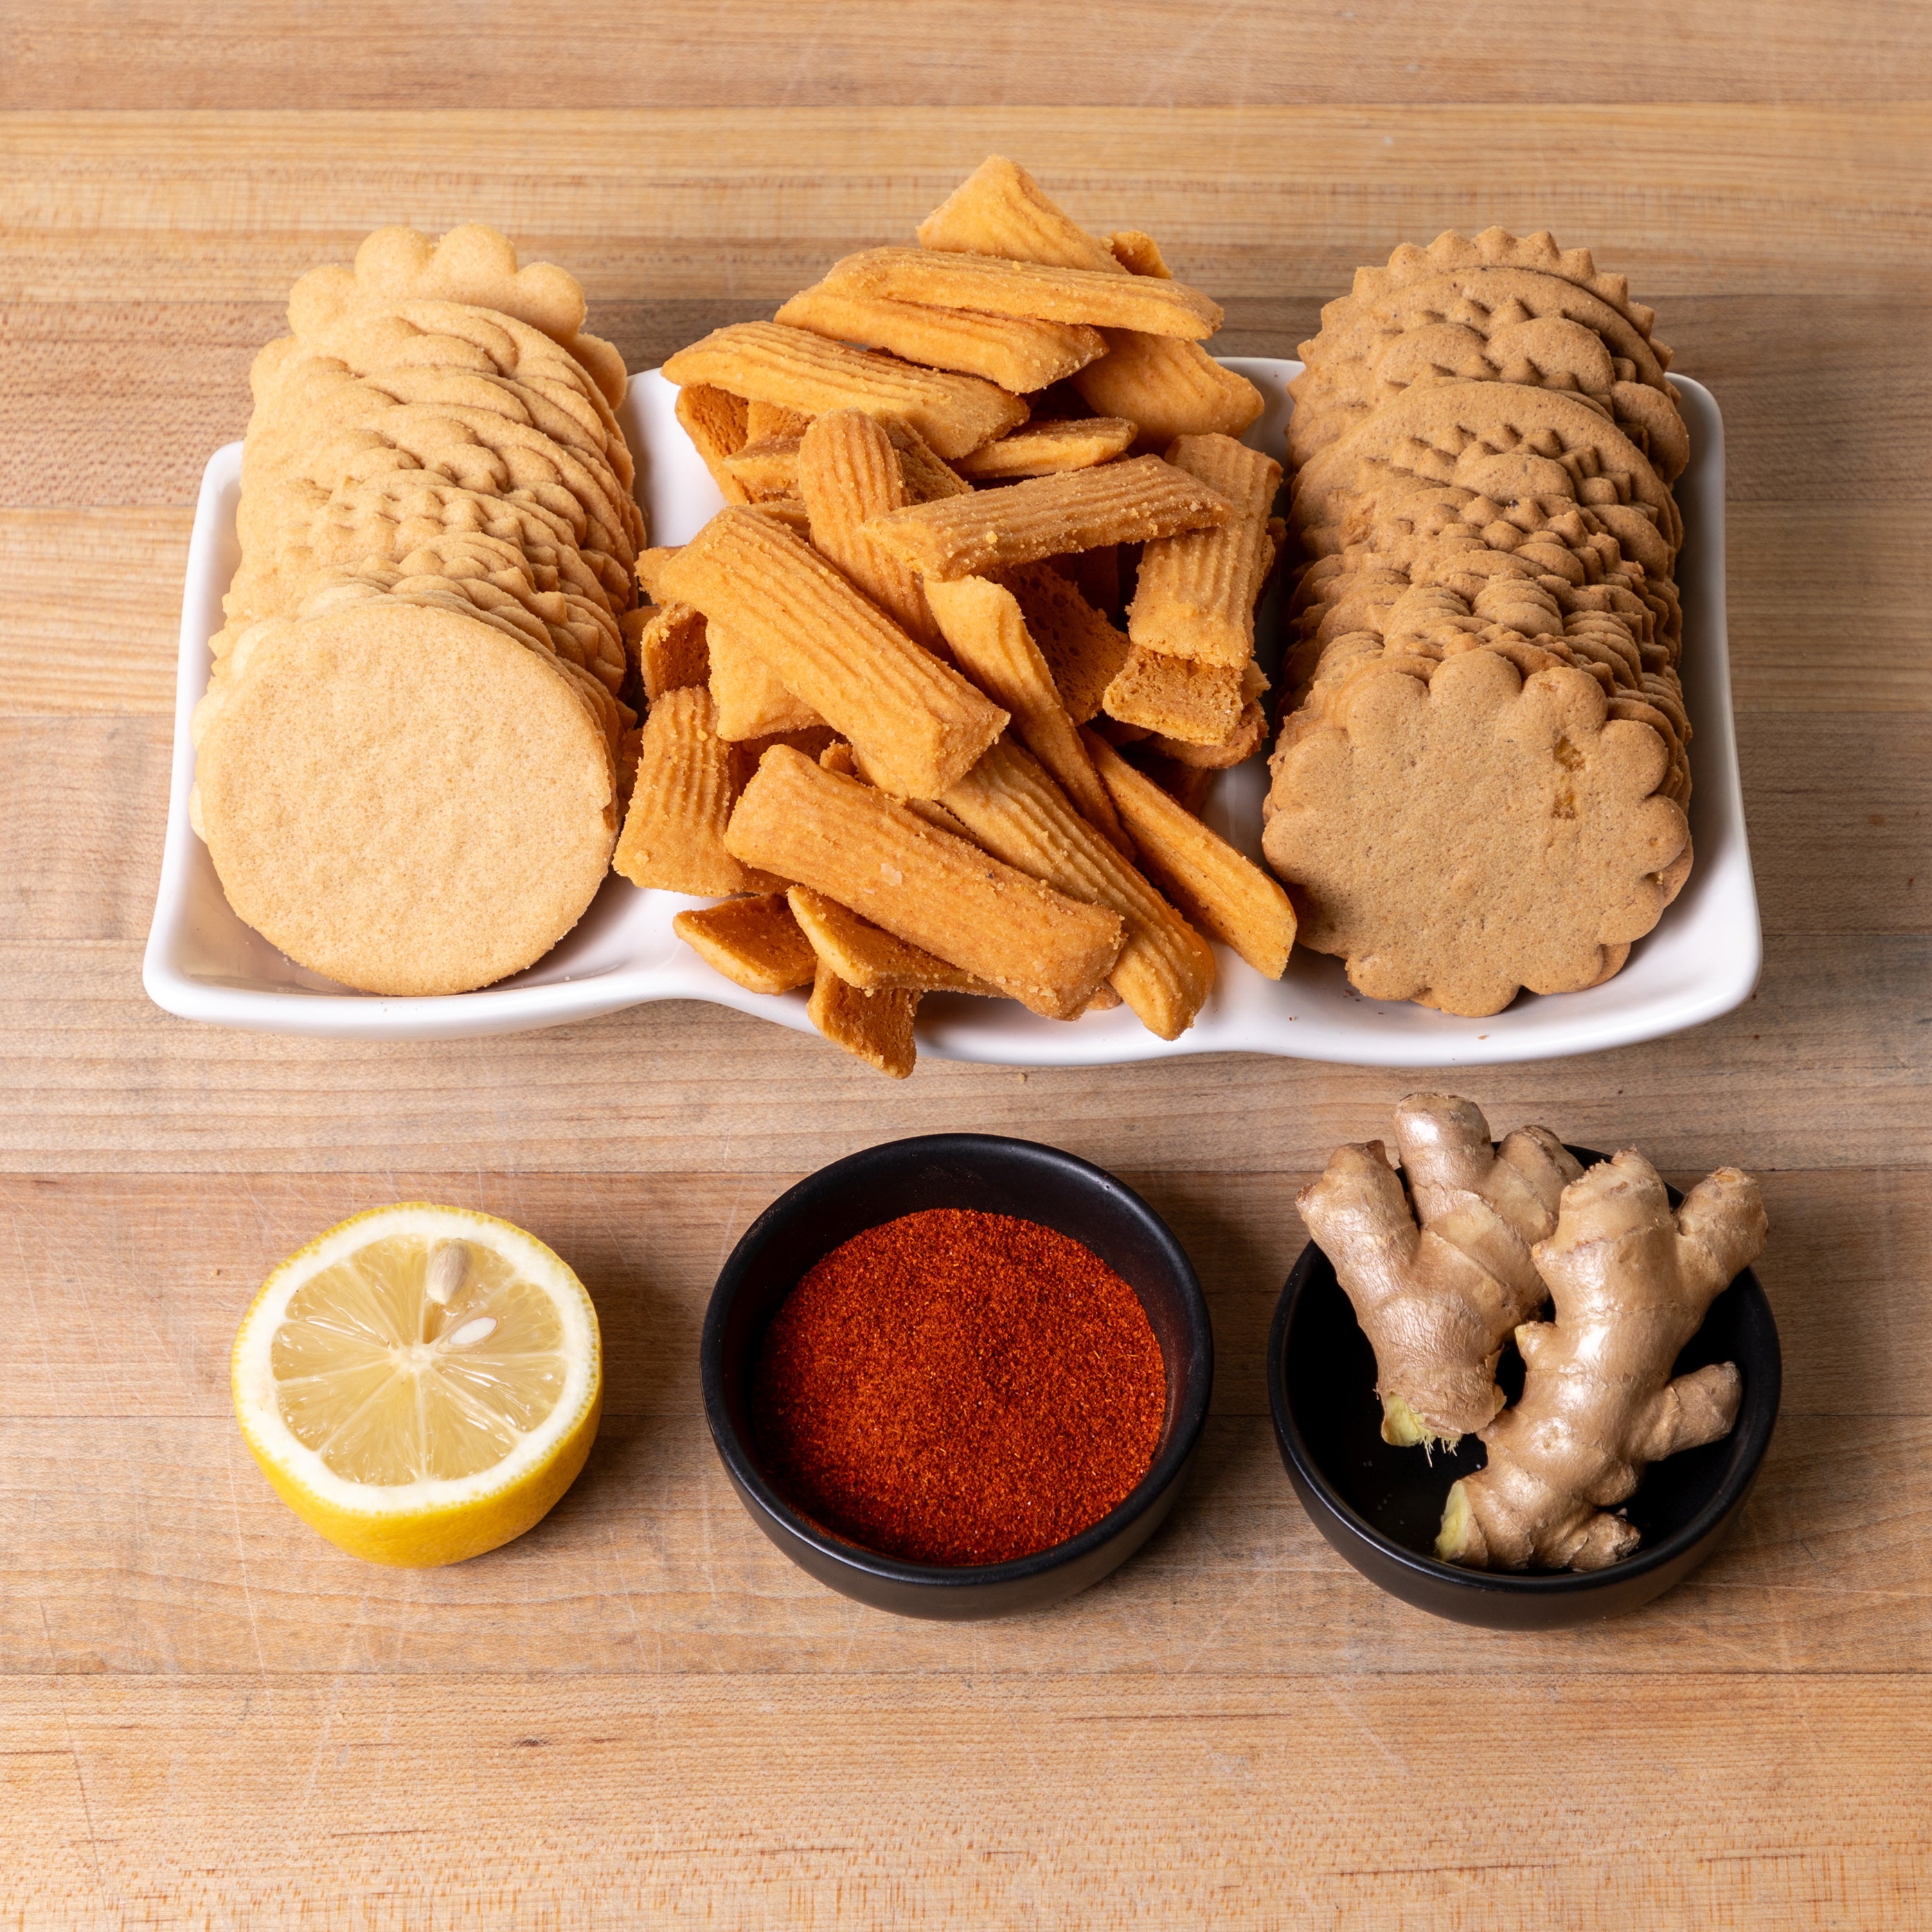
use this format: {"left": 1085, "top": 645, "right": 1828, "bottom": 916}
{"left": 701, "top": 1133, "right": 1213, "bottom": 1620}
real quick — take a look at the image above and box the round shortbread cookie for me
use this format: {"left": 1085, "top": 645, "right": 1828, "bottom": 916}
{"left": 196, "top": 602, "right": 616, "bottom": 996}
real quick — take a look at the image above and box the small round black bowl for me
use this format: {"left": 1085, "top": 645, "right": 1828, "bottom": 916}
{"left": 701, "top": 1132, "right": 1213, "bottom": 1621}
{"left": 1269, "top": 1149, "right": 1781, "bottom": 1629}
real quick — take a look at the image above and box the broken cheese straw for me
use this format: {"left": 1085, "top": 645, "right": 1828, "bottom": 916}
{"left": 1129, "top": 433, "right": 1284, "bottom": 668}
{"left": 954, "top": 417, "right": 1137, "bottom": 481}
{"left": 1004, "top": 565, "right": 1131, "bottom": 725}
{"left": 918, "top": 156, "right": 1123, "bottom": 271}
{"left": 724, "top": 746, "right": 1122, "bottom": 1019}
{"left": 941, "top": 736, "right": 1215, "bottom": 1041}
{"left": 866, "top": 455, "right": 1234, "bottom": 582}
{"left": 1103, "top": 643, "right": 1244, "bottom": 746}
{"left": 659, "top": 508, "right": 1005, "bottom": 798}
{"left": 922, "top": 574, "right": 1129, "bottom": 855}
{"left": 797, "top": 410, "right": 940, "bottom": 648}
{"left": 1083, "top": 728, "right": 1297, "bottom": 978}
{"left": 777, "top": 283, "right": 1105, "bottom": 393}
{"left": 821, "top": 247, "right": 1222, "bottom": 341}
{"left": 674, "top": 385, "right": 751, "bottom": 503}
{"left": 807, "top": 961, "right": 919, "bottom": 1079}
{"left": 662, "top": 322, "right": 1026, "bottom": 459}
{"left": 672, "top": 895, "right": 818, "bottom": 995}
{"left": 632, "top": 601, "right": 709, "bottom": 701}
{"left": 707, "top": 620, "right": 825, "bottom": 740}
{"left": 787, "top": 886, "right": 999, "bottom": 995}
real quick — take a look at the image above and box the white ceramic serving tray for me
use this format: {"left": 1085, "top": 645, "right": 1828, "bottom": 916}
{"left": 144, "top": 358, "right": 1759, "bottom": 1064}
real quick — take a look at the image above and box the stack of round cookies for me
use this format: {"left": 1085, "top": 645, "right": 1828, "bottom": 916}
{"left": 1262, "top": 229, "right": 1694, "bottom": 1019}
{"left": 191, "top": 226, "right": 643, "bottom": 996}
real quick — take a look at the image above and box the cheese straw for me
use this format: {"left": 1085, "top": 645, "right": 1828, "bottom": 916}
{"left": 922, "top": 574, "right": 1128, "bottom": 852}
{"left": 613, "top": 687, "right": 778, "bottom": 895}
{"left": 821, "top": 247, "right": 1223, "bottom": 340}
{"left": 787, "top": 886, "right": 999, "bottom": 994}
{"left": 660, "top": 508, "right": 1006, "bottom": 798}
{"left": 776, "top": 283, "right": 1105, "bottom": 392}
{"left": 866, "top": 455, "right": 1233, "bottom": 582}
{"left": 1128, "top": 433, "right": 1284, "bottom": 667}
{"left": 797, "top": 411, "right": 940, "bottom": 647}
{"left": 940, "top": 737, "right": 1215, "bottom": 1040}
{"left": 1083, "top": 731, "right": 1297, "bottom": 978}
{"left": 662, "top": 322, "right": 1027, "bottom": 459}
{"left": 724, "top": 746, "right": 1123, "bottom": 1018}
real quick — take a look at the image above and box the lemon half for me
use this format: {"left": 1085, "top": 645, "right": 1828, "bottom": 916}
{"left": 232, "top": 1204, "right": 602, "bottom": 1566}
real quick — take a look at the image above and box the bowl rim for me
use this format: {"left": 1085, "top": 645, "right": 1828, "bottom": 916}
{"left": 701, "top": 1131, "right": 1214, "bottom": 1593}
{"left": 1267, "top": 1145, "right": 1782, "bottom": 1597}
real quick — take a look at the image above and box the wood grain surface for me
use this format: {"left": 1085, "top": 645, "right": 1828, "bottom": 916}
{"left": 3, "top": 9, "right": 1929, "bottom": 1924}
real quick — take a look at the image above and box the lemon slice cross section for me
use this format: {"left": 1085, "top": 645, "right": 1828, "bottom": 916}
{"left": 232, "top": 1204, "right": 602, "bottom": 1566}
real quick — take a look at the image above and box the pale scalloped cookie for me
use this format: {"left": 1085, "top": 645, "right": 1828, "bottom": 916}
{"left": 1261, "top": 649, "right": 1690, "bottom": 1016}
{"left": 288, "top": 224, "right": 627, "bottom": 407}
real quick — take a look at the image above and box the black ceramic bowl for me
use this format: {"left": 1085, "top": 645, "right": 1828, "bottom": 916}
{"left": 702, "top": 1133, "right": 1213, "bottom": 1620}
{"left": 1269, "top": 1148, "right": 1780, "bottom": 1629}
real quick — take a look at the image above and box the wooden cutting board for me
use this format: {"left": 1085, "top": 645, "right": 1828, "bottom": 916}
{"left": 3, "top": 10, "right": 1930, "bottom": 1922}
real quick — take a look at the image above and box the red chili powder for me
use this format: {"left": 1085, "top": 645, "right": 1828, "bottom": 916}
{"left": 752, "top": 1208, "right": 1168, "bottom": 1566}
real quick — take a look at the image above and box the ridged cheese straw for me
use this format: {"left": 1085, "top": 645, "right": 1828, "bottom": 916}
{"left": 940, "top": 737, "right": 1215, "bottom": 1040}
{"left": 660, "top": 508, "right": 1006, "bottom": 798}
{"left": 1128, "top": 433, "right": 1282, "bottom": 668}
{"left": 922, "top": 575, "right": 1128, "bottom": 852}
{"left": 613, "top": 686, "right": 780, "bottom": 895}
{"left": 797, "top": 411, "right": 939, "bottom": 647}
{"left": 821, "top": 247, "right": 1222, "bottom": 341}
{"left": 1004, "top": 566, "right": 1132, "bottom": 725}
{"left": 777, "top": 283, "right": 1105, "bottom": 392}
{"left": 1083, "top": 730, "right": 1297, "bottom": 978}
{"left": 916, "top": 156, "right": 1124, "bottom": 272}
{"left": 787, "top": 886, "right": 999, "bottom": 995}
{"left": 866, "top": 456, "right": 1233, "bottom": 582}
{"left": 663, "top": 323, "right": 1026, "bottom": 458}
{"left": 724, "top": 746, "right": 1122, "bottom": 1018}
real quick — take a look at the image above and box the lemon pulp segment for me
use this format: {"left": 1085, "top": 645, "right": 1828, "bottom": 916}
{"left": 232, "top": 1204, "right": 601, "bottom": 1566}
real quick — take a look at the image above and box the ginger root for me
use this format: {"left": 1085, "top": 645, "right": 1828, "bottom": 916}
{"left": 1297, "top": 1093, "right": 1581, "bottom": 1449}
{"left": 1438, "top": 1150, "right": 1766, "bottom": 1572}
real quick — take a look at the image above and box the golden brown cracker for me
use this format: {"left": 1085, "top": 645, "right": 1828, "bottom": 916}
{"left": 195, "top": 601, "right": 615, "bottom": 996}
{"left": 1261, "top": 650, "right": 1688, "bottom": 1014}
